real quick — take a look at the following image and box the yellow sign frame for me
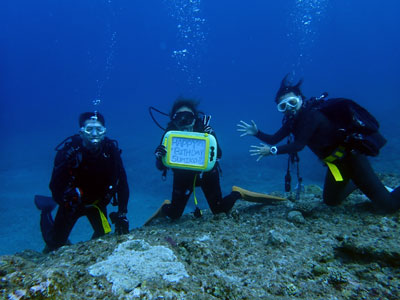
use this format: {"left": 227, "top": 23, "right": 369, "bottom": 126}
{"left": 162, "top": 130, "right": 217, "bottom": 172}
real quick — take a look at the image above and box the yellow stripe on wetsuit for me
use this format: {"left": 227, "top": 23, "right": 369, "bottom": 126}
{"left": 193, "top": 174, "right": 198, "bottom": 206}
{"left": 93, "top": 204, "right": 112, "bottom": 234}
{"left": 325, "top": 162, "right": 343, "bottom": 181}
{"left": 323, "top": 147, "right": 345, "bottom": 182}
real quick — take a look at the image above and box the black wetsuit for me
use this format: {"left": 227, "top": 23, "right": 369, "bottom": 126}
{"left": 256, "top": 105, "right": 400, "bottom": 212}
{"left": 43, "top": 135, "right": 129, "bottom": 250}
{"left": 156, "top": 120, "right": 240, "bottom": 219}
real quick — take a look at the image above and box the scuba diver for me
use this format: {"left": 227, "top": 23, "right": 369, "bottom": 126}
{"left": 147, "top": 98, "right": 286, "bottom": 224}
{"left": 35, "top": 111, "right": 130, "bottom": 252}
{"left": 151, "top": 98, "right": 242, "bottom": 221}
{"left": 237, "top": 75, "right": 400, "bottom": 213}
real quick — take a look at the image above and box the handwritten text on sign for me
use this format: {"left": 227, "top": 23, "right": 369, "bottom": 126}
{"left": 170, "top": 137, "right": 206, "bottom": 166}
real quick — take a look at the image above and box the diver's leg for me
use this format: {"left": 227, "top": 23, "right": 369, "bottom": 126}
{"left": 348, "top": 153, "right": 400, "bottom": 212}
{"left": 86, "top": 205, "right": 108, "bottom": 239}
{"left": 323, "top": 163, "right": 356, "bottom": 206}
{"left": 201, "top": 168, "right": 239, "bottom": 214}
{"left": 162, "top": 172, "right": 194, "bottom": 219}
{"left": 389, "top": 187, "right": 400, "bottom": 211}
{"left": 46, "top": 206, "right": 78, "bottom": 250}
{"left": 39, "top": 210, "right": 55, "bottom": 246}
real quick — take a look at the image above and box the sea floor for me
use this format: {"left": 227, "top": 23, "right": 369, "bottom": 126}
{"left": 0, "top": 142, "right": 397, "bottom": 256}
{"left": 2, "top": 182, "right": 400, "bottom": 299}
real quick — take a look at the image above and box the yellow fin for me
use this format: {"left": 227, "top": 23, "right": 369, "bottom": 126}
{"left": 232, "top": 186, "right": 286, "bottom": 203}
{"left": 144, "top": 200, "right": 171, "bottom": 226}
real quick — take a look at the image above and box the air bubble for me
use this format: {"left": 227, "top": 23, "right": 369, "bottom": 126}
{"left": 164, "top": 0, "right": 207, "bottom": 89}
{"left": 289, "top": 0, "right": 329, "bottom": 71}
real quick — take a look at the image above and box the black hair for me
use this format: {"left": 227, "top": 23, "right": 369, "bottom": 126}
{"left": 169, "top": 98, "right": 200, "bottom": 119}
{"left": 79, "top": 112, "right": 105, "bottom": 127}
{"left": 275, "top": 74, "right": 306, "bottom": 103}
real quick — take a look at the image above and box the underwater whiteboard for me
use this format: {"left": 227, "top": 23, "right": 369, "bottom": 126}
{"left": 162, "top": 131, "right": 217, "bottom": 172}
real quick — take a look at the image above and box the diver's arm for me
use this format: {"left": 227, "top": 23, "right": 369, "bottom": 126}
{"left": 216, "top": 138, "right": 222, "bottom": 160}
{"left": 116, "top": 155, "right": 129, "bottom": 214}
{"left": 196, "top": 116, "right": 222, "bottom": 159}
{"left": 155, "top": 155, "right": 167, "bottom": 171}
{"left": 255, "top": 123, "right": 291, "bottom": 145}
{"left": 206, "top": 127, "right": 222, "bottom": 159}
{"left": 274, "top": 111, "right": 320, "bottom": 155}
{"left": 155, "top": 132, "right": 168, "bottom": 171}
{"left": 49, "top": 150, "right": 72, "bottom": 205}
{"left": 274, "top": 140, "right": 307, "bottom": 154}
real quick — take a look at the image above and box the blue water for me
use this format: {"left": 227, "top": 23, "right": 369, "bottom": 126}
{"left": 1, "top": 0, "right": 399, "bottom": 255}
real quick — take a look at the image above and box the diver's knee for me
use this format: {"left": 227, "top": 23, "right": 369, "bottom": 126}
{"left": 323, "top": 192, "right": 342, "bottom": 206}
{"left": 167, "top": 212, "right": 183, "bottom": 220}
{"left": 163, "top": 204, "right": 183, "bottom": 220}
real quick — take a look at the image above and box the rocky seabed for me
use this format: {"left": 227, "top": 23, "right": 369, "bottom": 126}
{"left": 2, "top": 179, "right": 400, "bottom": 300}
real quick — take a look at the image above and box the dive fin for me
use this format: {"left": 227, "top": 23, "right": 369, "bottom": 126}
{"left": 34, "top": 195, "right": 57, "bottom": 212}
{"left": 144, "top": 200, "right": 171, "bottom": 226}
{"left": 385, "top": 186, "right": 394, "bottom": 192}
{"left": 232, "top": 186, "right": 286, "bottom": 204}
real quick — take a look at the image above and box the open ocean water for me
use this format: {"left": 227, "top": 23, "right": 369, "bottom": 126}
{"left": 0, "top": 0, "right": 399, "bottom": 255}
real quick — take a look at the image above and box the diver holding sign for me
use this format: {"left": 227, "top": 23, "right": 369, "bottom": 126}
{"left": 148, "top": 98, "right": 241, "bottom": 223}
{"left": 146, "top": 98, "right": 285, "bottom": 225}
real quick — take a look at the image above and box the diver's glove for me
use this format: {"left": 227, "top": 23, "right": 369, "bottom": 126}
{"left": 63, "top": 187, "right": 82, "bottom": 213}
{"left": 110, "top": 212, "right": 129, "bottom": 235}
{"left": 202, "top": 115, "right": 214, "bottom": 134}
{"left": 65, "top": 146, "right": 82, "bottom": 168}
{"left": 155, "top": 145, "right": 167, "bottom": 160}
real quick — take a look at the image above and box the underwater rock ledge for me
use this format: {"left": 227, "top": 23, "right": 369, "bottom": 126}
{"left": 1, "top": 185, "right": 400, "bottom": 300}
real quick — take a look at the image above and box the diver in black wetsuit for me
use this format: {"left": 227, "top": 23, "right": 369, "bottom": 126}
{"left": 35, "top": 112, "right": 129, "bottom": 252}
{"left": 153, "top": 98, "right": 241, "bottom": 220}
{"left": 237, "top": 75, "right": 400, "bottom": 213}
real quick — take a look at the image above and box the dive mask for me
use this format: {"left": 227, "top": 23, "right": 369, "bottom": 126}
{"left": 80, "top": 122, "right": 106, "bottom": 144}
{"left": 277, "top": 96, "right": 302, "bottom": 112}
{"left": 172, "top": 111, "right": 196, "bottom": 127}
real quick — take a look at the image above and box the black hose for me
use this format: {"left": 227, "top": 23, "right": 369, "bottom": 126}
{"left": 149, "top": 106, "right": 169, "bottom": 131}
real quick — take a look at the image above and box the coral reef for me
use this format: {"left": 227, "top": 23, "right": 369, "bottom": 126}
{"left": 1, "top": 182, "right": 400, "bottom": 299}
